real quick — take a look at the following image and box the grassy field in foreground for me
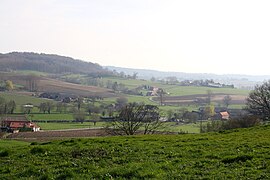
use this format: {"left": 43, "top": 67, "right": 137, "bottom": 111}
{"left": 1, "top": 125, "right": 270, "bottom": 179}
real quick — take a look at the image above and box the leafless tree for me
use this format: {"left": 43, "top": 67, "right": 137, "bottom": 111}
{"left": 206, "top": 90, "right": 214, "bottom": 105}
{"left": 111, "top": 103, "right": 162, "bottom": 135}
{"left": 157, "top": 89, "right": 166, "bottom": 105}
{"left": 223, "top": 95, "right": 232, "bottom": 107}
{"left": 246, "top": 80, "right": 270, "bottom": 121}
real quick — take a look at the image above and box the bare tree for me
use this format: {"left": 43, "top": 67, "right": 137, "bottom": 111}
{"left": 223, "top": 95, "right": 232, "bottom": 107}
{"left": 7, "top": 100, "right": 16, "bottom": 114}
{"left": 132, "top": 72, "right": 138, "bottom": 79}
{"left": 111, "top": 103, "right": 161, "bottom": 135}
{"left": 0, "top": 97, "right": 6, "bottom": 115}
{"left": 246, "top": 80, "right": 270, "bottom": 121}
{"left": 25, "top": 75, "right": 39, "bottom": 92}
{"left": 116, "top": 97, "right": 128, "bottom": 108}
{"left": 56, "top": 102, "right": 65, "bottom": 113}
{"left": 39, "top": 102, "right": 54, "bottom": 114}
{"left": 206, "top": 90, "right": 214, "bottom": 105}
{"left": 77, "top": 97, "right": 84, "bottom": 110}
{"left": 157, "top": 89, "right": 166, "bottom": 105}
{"left": 73, "top": 110, "right": 86, "bottom": 123}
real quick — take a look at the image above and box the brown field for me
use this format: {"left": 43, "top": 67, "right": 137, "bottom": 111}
{"left": 153, "top": 93, "right": 247, "bottom": 105}
{"left": 6, "top": 128, "right": 109, "bottom": 141}
{"left": 38, "top": 77, "right": 115, "bottom": 97}
{"left": 0, "top": 73, "right": 115, "bottom": 97}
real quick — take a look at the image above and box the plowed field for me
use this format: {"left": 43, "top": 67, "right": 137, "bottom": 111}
{"left": 7, "top": 129, "right": 109, "bottom": 141}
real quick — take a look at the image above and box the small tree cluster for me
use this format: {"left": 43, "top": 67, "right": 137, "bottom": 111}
{"left": 0, "top": 97, "right": 16, "bottom": 114}
{"left": 0, "top": 80, "right": 14, "bottom": 91}
{"left": 201, "top": 116, "right": 260, "bottom": 133}
{"left": 73, "top": 110, "right": 86, "bottom": 123}
{"left": 56, "top": 102, "right": 67, "bottom": 113}
{"left": 39, "top": 102, "right": 54, "bottom": 114}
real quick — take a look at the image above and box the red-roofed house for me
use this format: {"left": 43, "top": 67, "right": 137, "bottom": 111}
{"left": 220, "top": 111, "right": 230, "bottom": 120}
{"left": 213, "top": 111, "right": 230, "bottom": 120}
{"left": 1, "top": 116, "right": 40, "bottom": 132}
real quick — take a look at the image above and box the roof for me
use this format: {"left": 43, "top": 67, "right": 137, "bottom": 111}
{"left": 220, "top": 111, "right": 229, "bottom": 116}
{"left": 5, "top": 121, "right": 39, "bottom": 129}
{"left": 9, "top": 122, "right": 26, "bottom": 128}
{"left": 220, "top": 111, "right": 229, "bottom": 120}
{"left": 23, "top": 104, "right": 34, "bottom": 108}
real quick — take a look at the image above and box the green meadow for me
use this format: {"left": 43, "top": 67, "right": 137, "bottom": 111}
{"left": 1, "top": 125, "right": 270, "bottom": 179}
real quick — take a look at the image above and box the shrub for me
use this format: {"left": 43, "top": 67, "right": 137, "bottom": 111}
{"left": 223, "top": 116, "right": 261, "bottom": 129}
{"left": 222, "top": 155, "right": 253, "bottom": 164}
{"left": 201, "top": 115, "right": 261, "bottom": 132}
{"left": 0, "top": 150, "right": 9, "bottom": 157}
{"left": 30, "top": 147, "right": 46, "bottom": 154}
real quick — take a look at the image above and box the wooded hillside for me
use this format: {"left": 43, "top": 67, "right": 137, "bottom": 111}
{"left": 0, "top": 52, "right": 110, "bottom": 75}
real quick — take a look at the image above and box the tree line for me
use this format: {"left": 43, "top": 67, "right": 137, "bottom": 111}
{"left": 0, "top": 52, "right": 112, "bottom": 75}
{"left": 0, "top": 97, "right": 16, "bottom": 114}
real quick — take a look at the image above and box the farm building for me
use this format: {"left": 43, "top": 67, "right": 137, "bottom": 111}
{"left": 213, "top": 111, "right": 230, "bottom": 120}
{"left": 1, "top": 116, "right": 40, "bottom": 132}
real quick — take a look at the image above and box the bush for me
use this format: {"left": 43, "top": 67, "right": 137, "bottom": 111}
{"left": 201, "top": 115, "right": 261, "bottom": 132}
{"left": 0, "top": 150, "right": 9, "bottom": 157}
{"left": 30, "top": 147, "right": 46, "bottom": 154}
{"left": 223, "top": 116, "right": 261, "bottom": 129}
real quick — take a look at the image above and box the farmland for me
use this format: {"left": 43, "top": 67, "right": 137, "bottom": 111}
{"left": 152, "top": 93, "right": 247, "bottom": 106}
{"left": 102, "top": 77, "right": 249, "bottom": 108}
{"left": 1, "top": 125, "right": 270, "bottom": 179}
{"left": 0, "top": 73, "right": 251, "bottom": 132}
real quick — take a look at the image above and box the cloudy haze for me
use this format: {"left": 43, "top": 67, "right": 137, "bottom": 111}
{"left": 1, "top": 0, "right": 270, "bottom": 75}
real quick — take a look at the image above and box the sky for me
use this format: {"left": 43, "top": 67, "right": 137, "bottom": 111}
{"left": 1, "top": 0, "right": 270, "bottom": 75}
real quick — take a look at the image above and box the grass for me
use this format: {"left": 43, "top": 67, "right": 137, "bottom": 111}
{"left": 163, "top": 122, "right": 201, "bottom": 133}
{"left": 0, "top": 92, "right": 52, "bottom": 106}
{"left": 29, "top": 113, "right": 74, "bottom": 121}
{"left": 166, "top": 86, "right": 249, "bottom": 96}
{"left": 16, "top": 70, "right": 49, "bottom": 76}
{"left": 102, "top": 77, "right": 249, "bottom": 96}
{"left": 1, "top": 125, "right": 270, "bottom": 179}
{"left": 102, "top": 77, "right": 159, "bottom": 89}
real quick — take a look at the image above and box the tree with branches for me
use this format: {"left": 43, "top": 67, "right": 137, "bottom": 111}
{"left": 5, "top": 80, "right": 14, "bottom": 91}
{"left": 111, "top": 103, "right": 162, "bottom": 135}
{"left": 223, "top": 95, "right": 232, "bottom": 108}
{"left": 246, "top": 80, "right": 270, "bottom": 121}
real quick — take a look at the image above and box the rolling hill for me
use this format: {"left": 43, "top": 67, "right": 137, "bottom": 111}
{"left": 0, "top": 52, "right": 111, "bottom": 75}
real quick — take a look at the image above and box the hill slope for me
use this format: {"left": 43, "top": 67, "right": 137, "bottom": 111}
{"left": 1, "top": 125, "right": 270, "bottom": 179}
{"left": 0, "top": 52, "right": 110, "bottom": 75}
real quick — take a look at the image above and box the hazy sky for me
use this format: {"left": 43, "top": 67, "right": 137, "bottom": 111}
{"left": 1, "top": 0, "right": 270, "bottom": 75}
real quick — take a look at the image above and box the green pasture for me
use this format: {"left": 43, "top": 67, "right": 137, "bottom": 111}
{"left": 16, "top": 70, "right": 49, "bottom": 76}
{"left": 102, "top": 77, "right": 160, "bottom": 89}
{"left": 0, "top": 92, "right": 52, "bottom": 106}
{"left": 162, "top": 122, "right": 201, "bottom": 133}
{"left": 102, "top": 77, "right": 249, "bottom": 96}
{"left": 1, "top": 125, "right": 270, "bottom": 179}
{"left": 29, "top": 113, "right": 74, "bottom": 121}
{"left": 165, "top": 86, "right": 249, "bottom": 96}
